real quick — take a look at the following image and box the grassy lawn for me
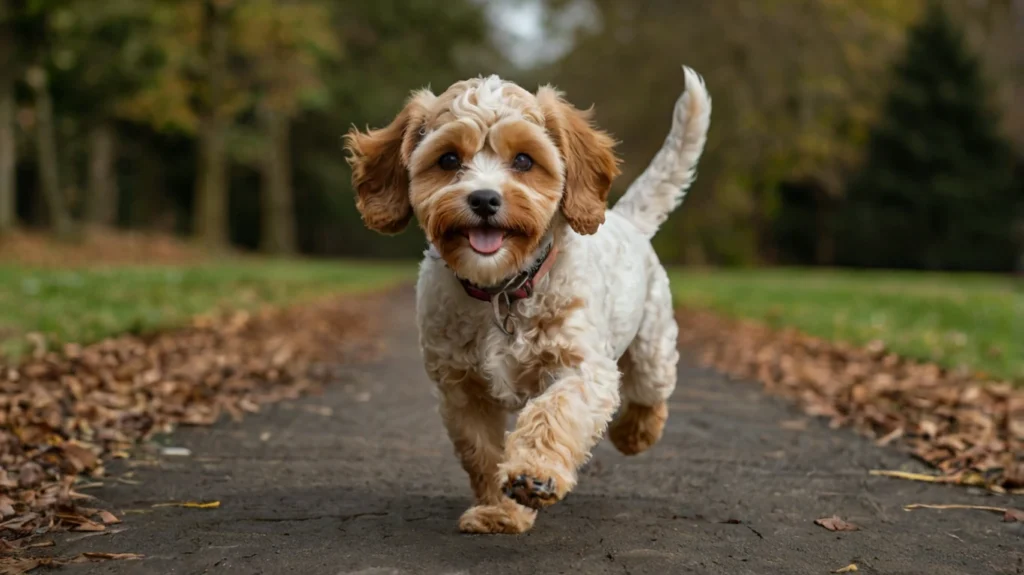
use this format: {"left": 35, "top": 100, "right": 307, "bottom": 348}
{"left": 0, "top": 259, "right": 415, "bottom": 360}
{"left": 670, "top": 268, "right": 1024, "bottom": 382}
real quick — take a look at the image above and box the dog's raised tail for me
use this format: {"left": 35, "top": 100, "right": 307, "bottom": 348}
{"left": 612, "top": 66, "right": 711, "bottom": 239}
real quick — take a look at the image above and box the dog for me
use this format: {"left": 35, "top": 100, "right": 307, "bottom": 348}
{"left": 344, "top": 66, "right": 711, "bottom": 534}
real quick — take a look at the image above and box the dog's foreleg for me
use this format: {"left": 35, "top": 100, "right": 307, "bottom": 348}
{"left": 438, "top": 382, "right": 537, "bottom": 534}
{"left": 498, "top": 354, "right": 621, "bottom": 509}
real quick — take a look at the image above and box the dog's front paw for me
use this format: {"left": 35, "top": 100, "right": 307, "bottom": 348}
{"left": 459, "top": 501, "right": 536, "bottom": 534}
{"left": 498, "top": 461, "right": 573, "bottom": 510}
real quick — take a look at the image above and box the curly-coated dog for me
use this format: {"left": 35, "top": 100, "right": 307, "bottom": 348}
{"left": 344, "top": 66, "right": 711, "bottom": 534}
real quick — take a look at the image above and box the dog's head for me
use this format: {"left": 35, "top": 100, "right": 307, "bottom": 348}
{"left": 344, "top": 76, "right": 620, "bottom": 287}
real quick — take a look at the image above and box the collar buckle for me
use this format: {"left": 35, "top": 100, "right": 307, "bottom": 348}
{"left": 428, "top": 238, "right": 559, "bottom": 337}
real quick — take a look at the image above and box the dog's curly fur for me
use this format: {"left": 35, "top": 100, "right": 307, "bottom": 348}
{"left": 344, "top": 67, "right": 711, "bottom": 534}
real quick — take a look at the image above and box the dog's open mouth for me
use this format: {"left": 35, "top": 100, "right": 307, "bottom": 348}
{"left": 464, "top": 226, "right": 506, "bottom": 256}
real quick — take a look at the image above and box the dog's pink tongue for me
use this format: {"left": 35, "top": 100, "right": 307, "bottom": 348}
{"left": 468, "top": 228, "right": 504, "bottom": 255}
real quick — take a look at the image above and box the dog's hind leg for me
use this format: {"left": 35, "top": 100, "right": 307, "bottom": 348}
{"left": 438, "top": 379, "right": 537, "bottom": 534}
{"left": 608, "top": 264, "right": 678, "bottom": 455}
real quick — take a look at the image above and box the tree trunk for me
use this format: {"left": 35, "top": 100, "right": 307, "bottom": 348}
{"left": 132, "top": 143, "right": 175, "bottom": 232}
{"left": 26, "top": 66, "right": 73, "bottom": 240}
{"left": 0, "top": 6, "right": 15, "bottom": 235}
{"left": 194, "top": 0, "right": 230, "bottom": 250}
{"left": 813, "top": 186, "right": 835, "bottom": 266}
{"left": 0, "top": 75, "right": 14, "bottom": 235}
{"left": 86, "top": 122, "right": 118, "bottom": 227}
{"left": 259, "top": 102, "right": 296, "bottom": 255}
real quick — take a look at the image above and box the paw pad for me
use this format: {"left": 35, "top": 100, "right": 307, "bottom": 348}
{"left": 503, "top": 474, "right": 559, "bottom": 509}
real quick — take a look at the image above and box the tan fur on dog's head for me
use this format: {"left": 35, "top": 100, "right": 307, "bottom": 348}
{"left": 536, "top": 87, "right": 621, "bottom": 236}
{"left": 344, "top": 76, "right": 620, "bottom": 286}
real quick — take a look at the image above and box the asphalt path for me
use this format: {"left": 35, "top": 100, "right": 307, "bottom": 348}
{"left": 57, "top": 288, "right": 1022, "bottom": 574}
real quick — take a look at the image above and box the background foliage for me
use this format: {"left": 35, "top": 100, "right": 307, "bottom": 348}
{"left": 1, "top": 0, "right": 1021, "bottom": 271}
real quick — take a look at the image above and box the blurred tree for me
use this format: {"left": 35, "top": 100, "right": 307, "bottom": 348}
{"left": 233, "top": 0, "right": 340, "bottom": 255}
{"left": 0, "top": 1, "right": 15, "bottom": 234}
{"left": 44, "top": 0, "right": 163, "bottom": 227}
{"left": 25, "top": 64, "right": 73, "bottom": 239}
{"left": 12, "top": 0, "right": 77, "bottom": 239}
{"left": 113, "top": 0, "right": 495, "bottom": 255}
{"left": 943, "top": 0, "right": 1024, "bottom": 151}
{"left": 115, "top": 0, "right": 234, "bottom": 238}
{"left": 535, "top": 0, "right": 921, "bottom": 266}
{"left": 122, "top": 0, "right": 239, "bottom": 248}
{"left": 288, "top": 0, "right": 496, "bottom": 258}
{"left": 838, "top": 1, "right": 1018, "bottom": 271}
{"left": 194, "top": 0, "right": 233, "bottom": 251}
{"left": 12, "top": 0, "right": 1015, "bottom": 270}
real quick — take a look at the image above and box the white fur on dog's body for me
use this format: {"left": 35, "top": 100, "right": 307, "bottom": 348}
{"left": 418, "top": 210, "right": 650, "bottom": 406}
{"left": 416, "top": 68, "right": 711, "bottom": 494}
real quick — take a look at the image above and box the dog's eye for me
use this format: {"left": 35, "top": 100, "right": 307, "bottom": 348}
{"left": 512, "top": 153, "right": 533, "bottom": 172}
{"left": 438, "top": 152, "right": 461, "bottom": 171}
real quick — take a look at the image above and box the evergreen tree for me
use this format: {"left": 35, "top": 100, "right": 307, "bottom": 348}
{"left": 838, "top": 1, "right": 1019, "bottom": 272}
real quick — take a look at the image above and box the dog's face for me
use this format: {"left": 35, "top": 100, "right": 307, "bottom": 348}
{"left": 345, "top": 76, "right": 620, "bottom": 287}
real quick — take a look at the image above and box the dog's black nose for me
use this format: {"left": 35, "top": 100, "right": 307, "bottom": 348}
{"left": 468, "top": 189, "right": 502, "bottom": 218}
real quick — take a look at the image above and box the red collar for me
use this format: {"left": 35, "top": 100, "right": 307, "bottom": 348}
{"left": 459, "top": 244, "right": 558, "bottom": 303}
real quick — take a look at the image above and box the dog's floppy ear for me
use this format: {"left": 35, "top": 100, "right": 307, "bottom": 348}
{"left": 537, "top": 87, "right": 621, "bottom": 235}
{"left": 344, "top": 89, "right": 436, "bottom": 235}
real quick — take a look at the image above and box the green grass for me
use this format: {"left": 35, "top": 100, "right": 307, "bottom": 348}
{"left": 670, "top": 268, "right": 1024, "bottom": 382}
{"left": 0, "top": 259, "right": 415, "bottom": 360}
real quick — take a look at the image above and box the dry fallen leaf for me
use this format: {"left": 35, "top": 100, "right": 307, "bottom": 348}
{"left": 870, "top": 470, "right": 947, "bottom": 483}
{"left": 779, "top": 419, "right": 809, "bottom": 431}
{"left": 815, "top": 515, "right": 860, "bottom": 532}
{"left": 903, "top": 503, "right": 1008, "bottom": 514}
{"left": 96, "top": 510, "right": 121, "bottom": 525}
{"left": 16, "top": 463, "right": 45, "bottom": 489}
{"left": 60, "top": 444, "right": 98, "bottom": 474}
{"left": 78, "top": 552, "right": 144, "bottom": 561}
{"left": 0, "top": 557, "right": 43, "bottom": 575}
{"left": 151, "top": 501, "right": 221, "bottom": 509}
{"left": 70, "top": 520, "right": 106, "bottom": 533}
{"left": 1002, "top": 509, "right": 1024, "bottom": 523}
{"left": 0, "top": 497, "right": 14, "bottom": 519}
{"left": 0, "top": 549, "right": 142, "bottom": 575}
{"left": 832, "top": 564, "right": 858, "bottom": 573}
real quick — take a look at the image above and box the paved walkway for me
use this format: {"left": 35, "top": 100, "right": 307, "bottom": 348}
{"left": 60, "top": 288, "right": 1022, "bottom": 574}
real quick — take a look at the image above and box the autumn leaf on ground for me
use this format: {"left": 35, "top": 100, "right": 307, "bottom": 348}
{"left": 779, "top": 419, "right": 809, "bottom": 431}
{"left": 0, "top": 550, "right": 142, "bottom": 575}
{"left": 815, "top": 515, "right": 860, "bottom": 532}
{"left": 77, "top": 552, "right": 144, "bottom": 561}
{"left": 0, "top": 557, "right": 45, "bottom": 575}
{"left": 96, "top": 510, "right": 121, "bottom": 525}
{"left": 59, "top": 443, "right": 99, "bottom": 474}
{"left": 903, "top": 503, "right": 1007, "bottom": 514}
{"left": 869, "top": 470, "right": 945, "bottom": 483}
{"left": 151, "top": 501, "right": 220, "bottom": 509}
{"left": 832, "top": 564, "right": 858, "bottom": 573}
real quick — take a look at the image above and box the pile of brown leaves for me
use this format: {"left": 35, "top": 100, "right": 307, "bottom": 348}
{"left": 0, "top": 294, "right": 383, "bottom": 550}
{"left": 676, "top": 308, "right": 1024, "bottom": 494}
